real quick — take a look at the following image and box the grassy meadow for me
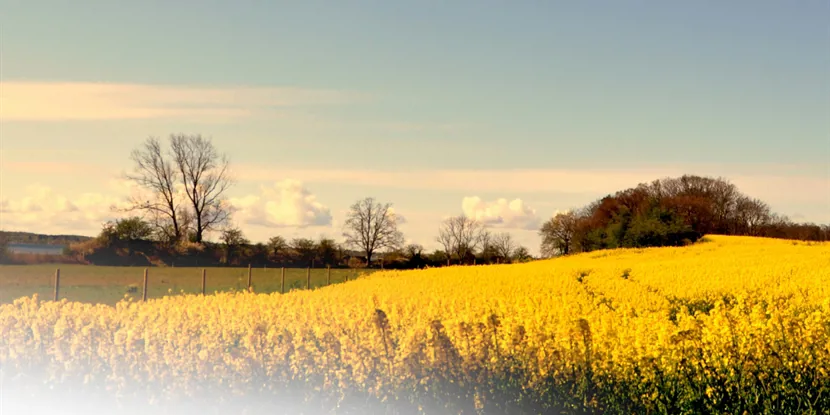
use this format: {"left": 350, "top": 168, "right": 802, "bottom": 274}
{"left": 2, "top": 235, "right": 829, "bottom": 414}
{"left": 0, "top": 264, "right": 374, "bottom": 305}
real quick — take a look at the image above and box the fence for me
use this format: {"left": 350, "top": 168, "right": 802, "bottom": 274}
{"left": 16, "top": 265, "right": 367, "bottom": 305}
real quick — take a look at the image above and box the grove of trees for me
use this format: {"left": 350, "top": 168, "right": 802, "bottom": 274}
{"left": 539, "top": 174, "right": 830, "bottom": 257}
{"left": 122, "top": 134, "right": 233, "bottom": 245}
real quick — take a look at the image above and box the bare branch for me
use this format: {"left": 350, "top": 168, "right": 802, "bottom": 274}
{"left": 492, "top": 232, "right": 516, "bottom": 262}
{"left": 169, "top": 134, "right": 234, "bottom": 242}
{"left": 122, "top": 137, "right": 183, "bottom": 242}
{"left": 436, "top": 215, "right": 485, "bottom": 264}
{"left": 342, "top": 197, "right": 404, "bottom": 265}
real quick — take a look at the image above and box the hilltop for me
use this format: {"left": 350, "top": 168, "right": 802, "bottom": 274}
{"left": 0, "top": 230, "right": 93, "bottom": 246}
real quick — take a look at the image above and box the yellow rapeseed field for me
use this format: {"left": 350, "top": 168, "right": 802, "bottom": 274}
{"left": 1, "top": 235, "right": 829, "bottom": 414}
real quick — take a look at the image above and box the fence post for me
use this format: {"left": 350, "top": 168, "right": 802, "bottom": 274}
{"left": 327, "top": 265, "right": 331, "bottom": 285}
{"left": 142, "top": 268, "right": 148, "bottom": 302}
{"left": 201, "top": 269, "right": 206, "bottom": 296}
{"left": 247, "top": 264, "right": 253, "bottom": 292}
{"left": 281, "top": 267, "right": 285, "bottom": 294}
{"left": 53, "top": 268, "right": 60, "bottom": 301}
{"left": 306, "top": 267, "right": 311, "bottom": 290}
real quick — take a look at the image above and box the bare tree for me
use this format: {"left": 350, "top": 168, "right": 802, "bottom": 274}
{"left": 477, "top": 230, "right": 494, "bottom": 263}
{"left": 170, "top": 134, "right": 234, "bottom": 243}
{"left": 539, "top": 210, "right": 579, "bottom": 257}
{"left": 436, "top": 227, "right": 454, "bottom": 266}
{"left": 122, "top": 137, "right": 183, "bottom": 242}
{"left": 734, "top": 196, "right": 771, "bottom": 236}
{"left": 343, "top": 197, "right": 404, "bottom": 267}
{"left": 492, "top": 232, "right": 516, "bottom": 263}
{"left": 437, "top": 215, "right": 485, "bottom": 264}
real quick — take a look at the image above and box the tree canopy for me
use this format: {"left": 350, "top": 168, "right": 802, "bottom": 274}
{"left": 539, "top": 174, "right": 829, "bottom": 257}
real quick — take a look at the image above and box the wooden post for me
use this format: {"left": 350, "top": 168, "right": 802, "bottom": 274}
{"left": 327, "top": 266, "right": 331, "bottom": 285}
{"left": 142, "top": 268, "right": 148, "bottom": 302}
{"left": 201, "top": 269, "right": 206, "bottom": 295}
{"left": 53, "top": 268, "right": 60, "bottom": 301}
{"left": 281, "top": 267, "right": 285, "bottom": 294}
{"left": 247, "top": 264, "right": 253, "bottom": 292}
{"left": 306, "top": 267, "right": 311, "bottom": 290}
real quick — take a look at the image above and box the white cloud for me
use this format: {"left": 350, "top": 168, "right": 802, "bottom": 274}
{"left": 461, "top": 196, "right": 541, "bottom": 230}
{"left": 0, "top": 81, "right": 368, "bottom": 122}
{"left": 0, "top": 185, "right": 131, "bottom": 234}
{"left": 230, "top": 180, "right": 332, "bottom": 229}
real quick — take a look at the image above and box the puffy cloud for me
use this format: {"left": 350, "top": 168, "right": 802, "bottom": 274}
{"left": 0, "top": 185, "right": 131, "bottom": 234}
{"left": 229, "top": 180, "right": 332, "bottom": 228}
{"left": 461, "top": 196, "right": 541, "bottom": 230}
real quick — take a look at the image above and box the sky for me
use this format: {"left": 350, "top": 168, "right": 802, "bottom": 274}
{"left": 1, "top": 1, "right": 828, "bottom": 255}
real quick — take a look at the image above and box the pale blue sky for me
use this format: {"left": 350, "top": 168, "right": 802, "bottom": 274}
{"left": 1, "top": 1, "right": 828, "bottom": 254}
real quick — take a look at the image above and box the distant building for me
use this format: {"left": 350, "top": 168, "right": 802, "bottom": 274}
{"left": 7, "top": 243, "right": 65, "bottom": 256}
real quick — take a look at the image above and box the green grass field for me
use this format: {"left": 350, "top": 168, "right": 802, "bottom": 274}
{"left": 0, "top": 264, "right": 377, "bottom": 305}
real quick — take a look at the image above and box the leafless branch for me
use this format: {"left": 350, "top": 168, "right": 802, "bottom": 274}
{"left": 170, "top": 134, "right": 234, "bottom": 242}
{"left": 342, "top": 197, "right": 404, "bottom": 265}
{"left": 122, "top": 137, "right": 183, "bottom": 242}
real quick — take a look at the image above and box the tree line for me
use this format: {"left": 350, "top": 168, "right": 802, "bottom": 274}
{"left": 70, "top": 134, "right": 532, "bottom": 269}
{"left": 92, "top": 197, "right": 533, "bottom": 268}
{"left": 538, "top": 174, "right": 830, "bottom": 257}
{"left": 19, "top": 134, "right": 824, "bottom": 268}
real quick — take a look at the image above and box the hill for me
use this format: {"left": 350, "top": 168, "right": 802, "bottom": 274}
{"left": 0, "top": 230, "right": 93, "bottom": 246}
{"left": 1, "top": 235, "right": 828, "bottom": 414}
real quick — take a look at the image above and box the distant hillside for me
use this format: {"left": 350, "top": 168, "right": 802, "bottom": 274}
{"left": 0, "top": 231, "right": 93, "bottom": 246}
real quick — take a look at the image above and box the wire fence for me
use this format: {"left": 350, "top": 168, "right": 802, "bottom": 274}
{"left": 1, "top": 265, "right": 373, "bottom": 305}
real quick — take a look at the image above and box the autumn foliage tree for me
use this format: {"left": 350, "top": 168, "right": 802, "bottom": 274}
{"left": 539, "top": 174, "right": 829, "bottom": 256}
